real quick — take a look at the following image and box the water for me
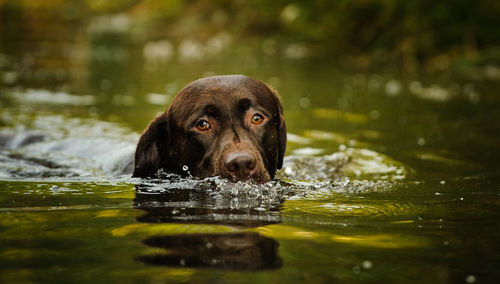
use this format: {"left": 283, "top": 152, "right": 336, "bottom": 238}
{"left": 1, "top": 5, "right": 500, "bottom": 284}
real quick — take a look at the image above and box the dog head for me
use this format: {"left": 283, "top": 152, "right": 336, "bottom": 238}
{"left": 133, "top": 75, "right": 286, "bottom": 183}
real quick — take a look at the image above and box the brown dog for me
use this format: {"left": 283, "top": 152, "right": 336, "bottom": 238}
{"left": 133, "top": 75, "right": 286, "bottom": 183}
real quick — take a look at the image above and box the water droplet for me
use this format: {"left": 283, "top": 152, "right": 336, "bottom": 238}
{"left": 182, "top": 165, "right": 189, "bottom": 171}
{"left": 362, "top": 260, "right": 373, "bottom": 269}
{"left": 50, "top": 186, "right": 61, "bottom": 193}
{"left": 435, "top": 192, "right": 441, "bottom": 196}
{"left": 440, "top": 180, "right": 446, "bottom": 185}
{"left": 299, "top": 97, "right": 310, "bottom": 108}
{"left": 417, "top": 137, "right": 426, "bottom": 146}
{"left": 385, "top": 79, "right": 402, "bottom": 97}
{"left": 352, "top": 266, "right": 361, "bottom": 274}
{"left": 465, "top": 275, "right": 476, "bottom": 283}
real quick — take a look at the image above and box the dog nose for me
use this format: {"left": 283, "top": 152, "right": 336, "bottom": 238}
{"left": 224, "top": 151, "right": 256, "bottom": 179}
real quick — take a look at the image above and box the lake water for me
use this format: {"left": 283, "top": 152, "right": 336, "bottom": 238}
{"left": 1, "top": 7, "right": 500, "bottom": 284}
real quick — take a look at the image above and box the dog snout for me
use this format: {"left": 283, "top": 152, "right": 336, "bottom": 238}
{"left": 224, "top": 151, "right": 256, "bottom": 180}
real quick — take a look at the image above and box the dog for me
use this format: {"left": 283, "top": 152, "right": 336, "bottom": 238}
{"left": 132, "top": 75, "right": 286, "bottom": 183}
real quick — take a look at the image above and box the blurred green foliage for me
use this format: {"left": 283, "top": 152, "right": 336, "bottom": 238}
{"left": 1, "top": 0, "right": 499, "bottom": 71}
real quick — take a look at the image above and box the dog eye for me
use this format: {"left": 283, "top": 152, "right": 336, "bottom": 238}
{"left": 251, "top": 114, "right": 264, "bottom": 125}
{"left": 196, "top": 120, "right": 211, "bottom": 131}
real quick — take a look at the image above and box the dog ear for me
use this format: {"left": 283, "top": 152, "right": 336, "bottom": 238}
{"left": 132, "top": 114, "right": 169, "bottom": 178}
{"left": 271, "top": 90, "right": 287, "bottom": 170}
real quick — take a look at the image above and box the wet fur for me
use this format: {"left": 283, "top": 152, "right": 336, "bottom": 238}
{"left": 133, "top": 75, "right": 286, "bottom": 182}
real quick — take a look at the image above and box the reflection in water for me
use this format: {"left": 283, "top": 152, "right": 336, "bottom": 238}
{"left": 134, "top": 184, "right": 281, "bottom": 227}
{"left": 136, "top": 233, "right": 281, "bottom": 270}
{"left": 133, "top": 183, "right": 283, "bottom": 270}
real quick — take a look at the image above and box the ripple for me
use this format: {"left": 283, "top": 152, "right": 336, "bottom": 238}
{"left": 284, "top": 199, "right": 417, "bottom": 218}
{"left": 1, "top": 112, "right": 409, "bottom": 202}
{"left": 278, "top": 148, "right": 408, "bottom": 182}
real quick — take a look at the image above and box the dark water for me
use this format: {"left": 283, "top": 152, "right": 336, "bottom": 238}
{"left": 1, "top": 6, "right": 500, "bottom": 284}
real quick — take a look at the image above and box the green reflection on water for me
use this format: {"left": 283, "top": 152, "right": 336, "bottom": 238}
{"left": 1, "top": 2, "right": 500, "bottom": 283}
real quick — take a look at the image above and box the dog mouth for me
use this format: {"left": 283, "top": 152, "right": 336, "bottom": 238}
{"left": 223, "top": 170, "right": 271, "bottom": 184}
{"left": 193, "top": 157, "right": 271, "bottom": 183}
{"left": 197, "top": 151, "right": 270, "bottom": 183}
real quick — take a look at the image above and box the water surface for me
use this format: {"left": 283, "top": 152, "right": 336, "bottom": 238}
{"left": 1, "top": 6, "right": 500, "bottom": 284}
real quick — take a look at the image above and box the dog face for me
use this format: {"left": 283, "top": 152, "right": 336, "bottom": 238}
{"left": 133, "top": 75, "right": 286, "bottom": 183}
